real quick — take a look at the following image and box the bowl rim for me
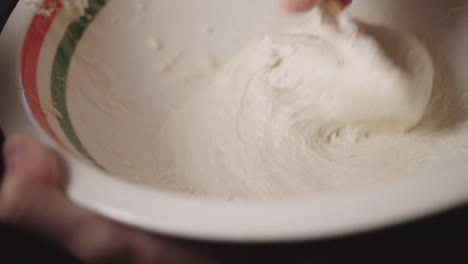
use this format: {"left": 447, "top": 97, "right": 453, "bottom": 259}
{"left": 6, "top": 0, "right": 468, "bottom": 242}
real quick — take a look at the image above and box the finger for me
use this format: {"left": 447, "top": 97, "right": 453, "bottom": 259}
{"left": 280, "top": 0, "right": 320, "bottom": 12}
{"left": 0, "top": 134, "right": 213, "bottom": 263}
{"left": 342, "top": 0, "right": 353, "bottom": 7}
{"left": 280, "top": 0, "right": 353, "bottom": 12}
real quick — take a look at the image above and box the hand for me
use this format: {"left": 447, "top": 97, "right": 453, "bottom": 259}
{"left": 280, "top": 0, "right": 352, "bottom": 12}
{"left": 0, "top": 134, "right": 212, "bottom": 264}
{"left": 280, "top": 0, "right": 321, "bottom": 12}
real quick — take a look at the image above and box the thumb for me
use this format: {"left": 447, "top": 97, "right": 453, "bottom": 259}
{"left": 0, "top": 134, "right": 125, "bottom": 262}
{"left": 0, "top": 134, "right": 120, "bottom": 260}
{"left": 0, "top": 134, "right": 68, "bottom": 230}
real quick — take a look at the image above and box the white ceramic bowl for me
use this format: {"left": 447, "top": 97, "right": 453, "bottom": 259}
{"left": 2, "top": 0, "right": 468, "bottom": 242}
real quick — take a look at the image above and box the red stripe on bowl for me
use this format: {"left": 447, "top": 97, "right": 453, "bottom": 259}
{"left": 21, "top": 0, "right": 65, "bottom": 147}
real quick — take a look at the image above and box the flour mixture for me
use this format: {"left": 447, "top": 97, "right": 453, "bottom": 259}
{"left": 147, "top": 8, "right": 437, "bottom": 199}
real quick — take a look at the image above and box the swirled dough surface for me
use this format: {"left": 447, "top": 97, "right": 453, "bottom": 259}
{"left": 151, "top": 10, "right": 435, "bottom": 199}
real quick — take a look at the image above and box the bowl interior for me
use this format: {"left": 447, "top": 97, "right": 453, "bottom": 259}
{"left": 16, "top": 0, "right": 468, "bottom": 241}
{"left": 22, "top": 0, "right": 468, "bottom": 195}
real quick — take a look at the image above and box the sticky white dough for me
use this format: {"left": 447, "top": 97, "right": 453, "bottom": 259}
{"left": 150, "top": 10, "right": 434, "bottom": 199}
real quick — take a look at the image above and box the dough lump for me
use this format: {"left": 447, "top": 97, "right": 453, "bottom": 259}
{"left": 152, "top": 10, "right": 435, "bottom": 199}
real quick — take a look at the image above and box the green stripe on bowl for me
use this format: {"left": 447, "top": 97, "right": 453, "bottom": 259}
{"left": 51, "top": 0, "right": 108, "bottom": 169}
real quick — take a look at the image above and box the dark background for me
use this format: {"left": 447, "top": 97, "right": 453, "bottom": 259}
{"left": 1, "top": 1, "right": 468, "bottom": 263}
{"left": 0, "top": 0, "right": 17, "bottom": 33}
